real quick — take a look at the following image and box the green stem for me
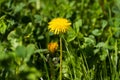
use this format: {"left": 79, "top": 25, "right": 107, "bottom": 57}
{"left": 60, "top": 37, "right": 62, "bottom": 80}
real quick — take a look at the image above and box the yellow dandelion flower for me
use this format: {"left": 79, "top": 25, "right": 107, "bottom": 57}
{"left": 48, "top": 42, "right": 58, "bottom": 53}
{"left": 48, "top": 18, "right": 71, "bottom": 34}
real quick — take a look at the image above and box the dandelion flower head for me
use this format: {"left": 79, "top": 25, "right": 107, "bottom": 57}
{"left": 48, "top": 18, "right": 71, "bottom": 34}
{"left": 48, "top": 42, "right": 58, "bottom": 53}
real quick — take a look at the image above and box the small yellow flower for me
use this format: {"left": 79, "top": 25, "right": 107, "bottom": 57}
{"left": 48, "top": 42, "right": 58, "bottom": 53}
{"left": 48, "top": 18, "right": 71, "bottom": 34}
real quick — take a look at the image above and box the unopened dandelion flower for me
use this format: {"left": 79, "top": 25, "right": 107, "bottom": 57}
{"left": 48, "top": 18, "right": 71, "bottom": 34}
{"left": 48, "top": 42, "right": 58, "bottom": 53}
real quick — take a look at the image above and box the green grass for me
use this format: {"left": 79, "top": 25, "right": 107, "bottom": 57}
{"left": 0, "top": 0, "right": 120, "bottom": 80}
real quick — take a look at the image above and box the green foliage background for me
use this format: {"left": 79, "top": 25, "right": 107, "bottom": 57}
{"left": 0, "top": 0, "right": 120, "bottom": 80}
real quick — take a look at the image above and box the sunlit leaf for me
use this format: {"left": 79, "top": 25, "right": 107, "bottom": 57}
{"left": 16, "top": 45, "right": 26, "bottom": 58}
{"left": 101, "top": 20, "right": 108, "bottom": 30}
{"left": 92, "top": 29, "right": 102, "bottom": 36}
{"left": 67, "top": 28, "right": 77, "bottom": 42}
{"left": 0, "top": 21, "right": 7, "bottom": 34}
{"left": 25, "top": 44, "right": 35, "bottom": 62}
{"left": 14, "top": 3, "right": 25, "bottom": 13}
{"left": 74, "top": 19, "right": 82, "bottom": 33}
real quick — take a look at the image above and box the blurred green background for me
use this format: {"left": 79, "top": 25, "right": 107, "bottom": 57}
{"left": 0, "top": 0, "right": 120, "bottom": 80}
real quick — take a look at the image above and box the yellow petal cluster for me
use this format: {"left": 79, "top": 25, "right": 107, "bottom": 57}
{"left": 48, "top": 42, "right": 58, "bottom": 53}
{"left": 48, "top": 18, "right": 71, "bottom": 34}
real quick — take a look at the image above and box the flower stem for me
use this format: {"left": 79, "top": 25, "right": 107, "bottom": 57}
{"left": 60, "top": 37, "right": 62, "bottom": 80}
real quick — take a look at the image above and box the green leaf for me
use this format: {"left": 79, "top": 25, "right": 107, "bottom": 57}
{"left": 0, "top": 53, "right": 9, "bottom": 61}
{"left": 74, "top": 19, "right": 82, "bottom": 33}
{"left": 67, "top": 28, "right": 77, "bottom": 42}
{"left": 100, "top": 49, "right": 108, "bottom": 61}
{"left": 25, "top": 44, "right": 35, "bottom": 62}
{"left": 16, "top": 46, "right": 26, "bottom": 58}
{"left": 15, "top": 27, "right": 23, "bottom": 36}
{"left": 95, "top": 42, "right": 105, "bottom": 48}
{"left": 94, "top": 48, "right": 100, "bottom": 54}
{"left": 14, "top": 3, "right": 25, "bottom": 13}
{"left": 112, "top": 0, "right": 120, "bottom": 14}
{"left": 7, "top": 30, "right": 22, "bottom": 50}
{"left": 0, "top": 21, "right": 7, "bottom": 34}
{"left": 38, "top": 35, "right": 44, "bottom": 40}
{"left": 23, "top": 23, "right": 34, "bottom": 36}
{"left": 77, "top": 32, "right": 84, "bottom": 39}
{"left": 101, "top": 20, "right": 108, "bottom": 30}
{"left": 34, "top": 15, "right": 41, "bottom": 23}
{"left": 92, "top": 29, "right": 102, "bottom": 36}
{"left": 84, "top": 37, "right": 95, "bottom": 46}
